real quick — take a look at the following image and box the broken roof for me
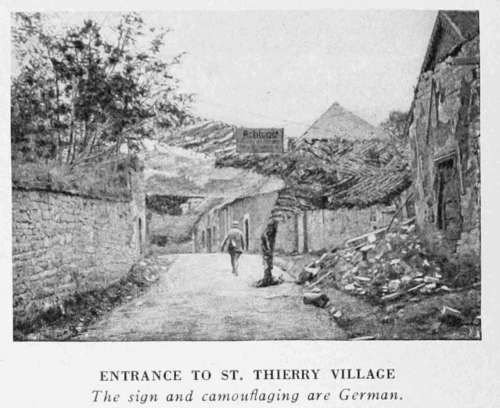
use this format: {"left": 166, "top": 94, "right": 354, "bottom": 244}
{"left": 161, "top": 120, "right": 410, "bottom": 220}
{"left": 218, "top": 138, "right": 410, "bottom": 221}
{"left": 420, "top": 10, "right": 479, "bottom": 73}
{"left": 295, "top": 102, "right": 388, "bottom": 144}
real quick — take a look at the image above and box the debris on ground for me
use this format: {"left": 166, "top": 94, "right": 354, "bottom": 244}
{"left": 321, "top": 284, "right": 480, "bottom": 340}
{"left": 290, "top": 217, "right": 480, "bottom": 339}
{"left": 129, "top": 257, "right": 164, "bottom": 284}
{"left": 303, "top": 292, "right": 329, "bottom": 308}
{"left": 300, "top": 218, "right": 480, "bottom": 305}
{"left": 439, "top": 305, "right": 464, "bottom": 326}
{"left": 254, "top": 274, "right": 284, "bottom": 288}
{"left": 297, "top": 264, "right": 321, "bottom": 284}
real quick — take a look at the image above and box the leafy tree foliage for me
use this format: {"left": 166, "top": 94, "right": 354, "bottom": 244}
{"left": 11, "top": 12, "right": 193, "bottom": 164}
{"left": 146, "top": 195, "right": 189, "bottom": 215}
{"left": 380, "top": 110, "right": 409, "bottom": 144}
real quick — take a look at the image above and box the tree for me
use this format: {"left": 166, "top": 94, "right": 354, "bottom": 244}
{"left": 11, "top": 12, "right": 193, "bottom": 164}
{"left": 380, "top": 110, "right": 409, "bottom": 144}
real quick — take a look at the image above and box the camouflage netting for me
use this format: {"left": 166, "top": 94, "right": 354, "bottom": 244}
{"left": 161, "top": 120, "right": 411, "bottom": 228}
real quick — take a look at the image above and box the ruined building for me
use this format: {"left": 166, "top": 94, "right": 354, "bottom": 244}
{"left": 272, "top": 103, "right": 410, "bottom": 254}
{"left": 408, "top": 10, "right": 480, "bottom": 262}
{"left": 144, "top": 142, "right": 284, "bottom": 253}
{"left": 272, "top": 138, "right": 411, "bottom": 254}
{"left": 162, "top": 104, "right": 411, "bottom": 255}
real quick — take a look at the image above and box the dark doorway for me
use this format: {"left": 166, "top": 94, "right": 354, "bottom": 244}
{"left": 207, "top": 228, "right": 212, "bottom": 252}
{"left": 244, "top": 218, "right": 249, "bottom": 250}
{"left": 297, "top": 214, "right": 304, "bottom": 253}
{"left": 138, "top": 218, "right": 143, "bottom": 255}
{"left": 436, "top": 158, "right": 462, "bottom": 242}
{"left": 303, "top": 212, "right": 308, "bottom": 253}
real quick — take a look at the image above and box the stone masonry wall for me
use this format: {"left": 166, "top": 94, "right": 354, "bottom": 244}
{"left": 409, "top": 36, "right": 480, "bottom": 262}
{"left": 13, "top": 188, "right": 144, "bottom": 325}
{"left": 275, "top": 215, "right": 298, "bottom": 254}
{"left": 306, "top": 205, "right": 394, "bottom": 252}
{"left": 194, "top": 194, "right": 397, "bottom": 256}
{"left": 194, "top": 192, "right": 279, "bottom": 253}
{"left": 275, "top": 205, "right": 394, "bottom": 254}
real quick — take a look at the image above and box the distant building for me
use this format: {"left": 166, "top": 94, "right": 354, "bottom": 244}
{"left": 168, "top": 109, "right": 410, "bottom": 256}
{"left": 194, "top": 177, "right": 409, "bottom": 256}
{"left": 407, "top": 10, "right": 480, "bottom": 262}
{"left": 274, "top": 201, "right": 403, "bottom": 255}
{"left": 145, "top": 143, "right": 283, "bottom": 252}
{"left": 193, "top": 190, "right": 281, "bottom": 253}
{"left": 272, "top": 154, "right": 412, "bottom": 254}
{"left": 295, "top": 102, "right": 388, "bottom": 144}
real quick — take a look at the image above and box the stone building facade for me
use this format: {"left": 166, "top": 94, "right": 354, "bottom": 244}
{"left": 408, "top": 11, "right": 480, "bottom": 262}
{"left": 193, "top": 191, "right": 280, "bottom": 253}
{"left": 12, "top": 169, "right": 145, "bottom": 328}
{"left": 194, "top": 192, "right": 399, "bottom": 256}
{"left": 275, "top": 204, "right": 395, "bottom": 254}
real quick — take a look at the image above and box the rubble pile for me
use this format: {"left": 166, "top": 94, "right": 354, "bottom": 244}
{"left": 301, "top": 219, "right": 473, "bottom": 304}
{"left": 129, "top": 257, "right": 165, "bottom": 285}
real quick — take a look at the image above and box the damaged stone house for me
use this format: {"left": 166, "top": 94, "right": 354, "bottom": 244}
{"left": 407, "top": 10, "right": 480, "bottom": 263}
{"left": 271, "top": 143, "right": 411, "bottom": 254}
{"left": 272, "top": 183, "right": 410, "bottom": 255}
{"left": 144, "top": 142, "right": 284, "bottom": 252}
{"left": 192, "top": 178, "right": 284, "bottom": 253}
{"left": 166, "top": 103, "right": 411, "bottom": 256}
{"left": 165, "top": 103, "right": 413, "bottom": 254}
{"left": 272, "top": 103, "right": 411, "bottom": 254}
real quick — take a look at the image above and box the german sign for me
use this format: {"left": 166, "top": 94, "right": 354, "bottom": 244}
{"left": 235, "top": 128, "right": 284, "bottom": 154}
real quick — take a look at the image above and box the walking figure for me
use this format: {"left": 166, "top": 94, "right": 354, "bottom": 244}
{"left": 220, "top": 221, "right": 246, "bottom": 275}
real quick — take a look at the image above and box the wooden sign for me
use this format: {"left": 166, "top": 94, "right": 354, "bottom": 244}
{"left": 235, "top": 128, "right": 284, "bottom": 154}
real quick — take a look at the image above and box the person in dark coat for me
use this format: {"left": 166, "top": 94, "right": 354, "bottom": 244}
{"left": 255, "top": 219, "right": 282, "bottom": 287}
{"left": 220, "top": 221, "right": 246, "bottom": 275}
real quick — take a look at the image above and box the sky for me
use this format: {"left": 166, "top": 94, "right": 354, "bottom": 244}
{"left": 149, "top": 10, "right": 436, "bottom": 137}
{"left": 19, "top": 10, "right": 437, "bottom": 137}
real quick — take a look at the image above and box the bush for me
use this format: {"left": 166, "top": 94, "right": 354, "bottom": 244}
{"left": 12, "top": 157, "right": 134, "bottom": 200}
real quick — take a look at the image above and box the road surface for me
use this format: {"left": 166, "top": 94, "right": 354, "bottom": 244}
{"left": 79, "top": 253, "right": 346, "bottom": 341}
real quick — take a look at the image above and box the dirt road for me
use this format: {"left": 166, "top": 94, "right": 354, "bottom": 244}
{"left": 79, "top": 253, "right": 346, "bottom": 341}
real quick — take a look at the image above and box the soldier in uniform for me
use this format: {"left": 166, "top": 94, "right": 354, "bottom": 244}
{"left": 220, "top": 221, "right": 246, "bottom": 275}
{"left": 256, "top": 219, "right": 281, "bottom": 287}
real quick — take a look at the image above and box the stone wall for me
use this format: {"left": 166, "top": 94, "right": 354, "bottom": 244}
{"left": 13, "top": 186, "right": 145, "bottom": 326}
{"left": 193, "top": 192, "right": 398, "bottom": 256}
{"left": 409, "top": 36, "right": 480, "bottom": 262}
{"left": 275, "top": 204, "right": 394, "bottom": 254}
{"left": 275, "top": 214, "right": 298, "bottom": 254}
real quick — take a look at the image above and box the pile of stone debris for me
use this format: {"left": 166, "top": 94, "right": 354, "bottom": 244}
{"left": 300, "top": 218, "right": 478, "bottom": 307}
